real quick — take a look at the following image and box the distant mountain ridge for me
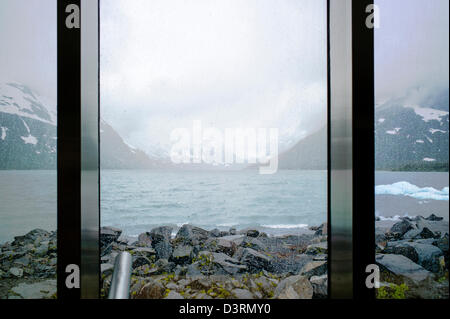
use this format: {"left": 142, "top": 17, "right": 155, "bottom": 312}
{"left": 0, "top": 82, "right": 160, "bottom": 169}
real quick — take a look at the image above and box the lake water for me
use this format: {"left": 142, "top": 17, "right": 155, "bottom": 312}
{"left": 100, "top": 169, "right": 327, "bottom": 238}
{"left": 1, "top": 170, "right": 448, "bottom": 243}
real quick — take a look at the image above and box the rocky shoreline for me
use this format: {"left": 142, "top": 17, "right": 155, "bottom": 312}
{"left": 100, "top": 223, "right": 329, "bottom": 299}
{"left": 375, "top": 214, "right": 449, "bottom": 299}
{"left": 1, "top": 214, "right": 447, "bottom": 299}
{"left": 0, "top": 229, "right": 57, "bottom": 299}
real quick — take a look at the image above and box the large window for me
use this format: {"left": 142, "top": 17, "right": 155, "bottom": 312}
{"left": 0, "top": 0, "right": 57, "bottom": 299}
{"left": 374, "top": 0, "right": 449, "bottom": 299}
{"left": 100, "top": 0, "right": 328, "bottom": 299}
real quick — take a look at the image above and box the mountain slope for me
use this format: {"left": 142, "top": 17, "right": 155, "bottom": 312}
{"left": 375, "top": 104, "right": 449, "bottom": 170}
{"left": 277, "top": 126, "right": 327, "bottom": 170}
{"left": 1, "top": 82, "right": 162, "bottom": 169}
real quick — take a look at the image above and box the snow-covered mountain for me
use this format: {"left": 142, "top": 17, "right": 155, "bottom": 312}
{"left": 0, "top": 82, "right": 165, "bottom": 169}
{"left": 0, "top": 82, "right": 57, "bottom": 169}
{"left": 375, "top": 102, "right": 449, "bottom": 170}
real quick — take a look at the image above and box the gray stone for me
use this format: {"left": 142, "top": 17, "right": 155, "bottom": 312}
{"left": 205, "top": 238, "right": 236, "bottom": 256}
{"left": 165, "top": 291, "right": 184, "bottom": 299}
{"left": 171, "top": 245, "right": 193, "bottom": 264}
{"left": 149, "top": 226, "right": 173, "bottom": 244}
{"left": 300, "top": 261, "right": 327, "bottom": 278}
{"left": 236, "top": 248, "right": 272, "bottom": 272}
{"left": 9, "top": 267, "right": 23, "bottom": 278}
{"left": 210, "top": 228, "right": 221, "bottom": 237}
{"left": 310, "top": 274, "right": 327, "bottom": 299}
{"left": 11, "top": 280, "right": 56, "bottom": 299}
{"left": 100, "top": 226, "right": 122, "bottom": 249}
{"left": 274, "top": 275, "right": 313, "bottom": 299}
{"left": 376, "top": 253, "right": 432, "bottom": 284}
{"left": 305, "top": 241, "right": 328, "bottom": 255}
{"left": 101, "top": 263, "right": 114, "bottom": 277}
{"left": 154, "top": 241, "right": 173, "bottom": 260}
{"left": 390, "top": 219, "right": 415, "bottom": 237}
{"left": 425, "top": 214, "right": 443, "bottom": 221}
{"left": 246, "top": 230, "right": 260, "bottom": 238}
{"left": 176, "top": 225, "right": 209, "bottom": 245}
{"left": 137, "top": 232, "right": 152, "bottom": 246}
{"left": 232, "top": 288, "right": 254, "bottom": 299}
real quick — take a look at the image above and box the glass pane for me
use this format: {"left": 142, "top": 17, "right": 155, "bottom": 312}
{"left": 100, "top": 0, "right": 328, "bottom": 299}
{"left": 0, "top": 0, "right": 57, "bottom": 299}
{"left": 375, "top": 0, "right": 449, "bottom": 299}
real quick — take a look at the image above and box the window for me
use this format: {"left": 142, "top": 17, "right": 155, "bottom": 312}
{"left": 374, "top": 0, "right": 449, "bottom": 299}
{"left": 100, "top": 0, "right": 328, "bottom": 299}
{"left": 0, "top": 0, "right": 57, "bottom": 299}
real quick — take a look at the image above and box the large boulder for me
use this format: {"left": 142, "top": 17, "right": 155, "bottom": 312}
{"left": 238, "top": 248, "right": 272, "bottom": 273}
{"left": 389, "top": 219, "right": 415, "bottom": 237}
{"left": 310, "top": 274, "right": 327, "bottom": 299}
{"left": 376, "top": 254, "right": 432, "bottom": 284}
{"left": 154, "top": 241, "right": 173, "bottom": 260}
{"left": 300, "top": 261, "right": 327, "bottom": 278}
{"left": 384, "top": 242, "right": 443, "bottom": 272}
{"left": 136, "top": 279, "right": 165, "bottom": 299}
{"left": 149, "top": 226, "right": 173, "bottom": 244}
{"left": 197, "top": 251, "right": 247, "bottom": 275}
{"left": 305, "top": 241, "right": 328, "bottom": 255}
{"left": 274, "top": 275, "right": 313, "bottom": 299}
{"left": 10, "top": 280, "right": 56, "bottom": 299}
{"left": 425, "top": 214, "right": 444, "bottom": 221}
{"left": 205, "top": 238, "right": 236, "bottom": 256}
{"left": 176, "top": 225, "right": 209, "bottom": 245}
{"left": 171, "top": 245, "right": 194, "bottom": 264}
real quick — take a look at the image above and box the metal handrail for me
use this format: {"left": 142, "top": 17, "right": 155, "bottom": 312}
{"left": 108, "top": 251, "right": 132, "bottom": 299}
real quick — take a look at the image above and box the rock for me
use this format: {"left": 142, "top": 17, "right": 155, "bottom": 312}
{"left": 132, "top": 256, "right": 152, "bottom": 268}
{"left": 149, "top": 226, "right": 173, "bottom": 244}
{"left": 205, "top": 238, "right": 236, "bottom": 256}
{"left": 101, "top": 263, "right": 114, "bottom": 277}
{"left": 137, "top": 232, "right": 152, "bottom": 246}
{"left": 155, "top": 258, "right": 175, "bottom": 274}
{"left": 136, "top": 279, "right": 165, "bottom": 299}
{"left": 9, "top": 267, "right": 23, "bottom": 278}
{"left": 197, "top": 251, "right": 247, "bottom": 275}
{"left": 314, "top": 223, "right": 327, "bottom": 236}
{"left": 241, "top": 237, "right": 267, "bottom": 251}
{"left": 10, "top": 280, "right": 56, "bottom": 299}
{"left": 100, "top": 226, "right": 122, "bottom": 251}
{"left": 154, "top": 241, "right": 173, "bottom": 260}
{"left": 274, "top": 275, "right": 313, "bottom": 299}
{"left": 305, "top": 241, "right": 328, "bottom": 255}
{"left": 390, "top": 219, "right": 415, "bottom": 237}
{"left": 425, "top": 214, "right": 443, "bottom": 221}
{"left": 310, "top": 274, "right": 327, "bottom": 299}
{"left": 239, "top": 248, "right": 272, "bottom": 272}
{"left": 434, "top": 233, "right": 449, "bottom": 253}
{"left": 376, "top": 254, "right": 432, "bottom": 284}
{"left": 229, "top": 228, "right": 237, "bottom": 235}
{"left": 165, "top": 291, "right": 184, "bottom": 299}
{"left": 176, "top": 225, "right": 209, "bottom": 245}
{"left": 246, "top": 230, "right": 260, "bottom": 238}
{"left": 300, "top": 261, "right": 327, "bottom": 278}
{"left": 171, "top": 245, "right": 193, "bottom": 264}
{"left": 419, "top": 227, "right": 438, "bottom": 239}
{"left": 232, "top": 288, "right": 254, "bottom": 299}
{"left": 131, "top": 247, "right": 156, "bottom": 259}
{"left": 13, "top": 229, "right": 50, "bottom": 246}
{"left": 403, "top": 228, "right": 421, "bottom": 239}
{"left": 190, "top": 277, "right": 212, "bottom": 290}
{"left": 210, "top": 228, "right": 221, "bottom": 237}
{"left": 384, "top": 241, "right": 443, "bottom": 272}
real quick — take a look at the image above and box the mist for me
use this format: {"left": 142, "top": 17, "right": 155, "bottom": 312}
{"left": 100, "top": 0, "right": 328, "bottom": 156}
{"left": 0, "top": 0, "right": 56, "bottom": 103}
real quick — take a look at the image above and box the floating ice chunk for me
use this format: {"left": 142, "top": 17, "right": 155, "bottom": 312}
{"left": 1, "top": 126, "right": 7, "bottom": 140}
{"left": 423, "top": 158, "right": 436, "bottom": 162}
{"left": 21, "top": 134, "right": 38, "bottom": 145}
{"left": 375, "top": 181, "right": 448, "bottom": 201}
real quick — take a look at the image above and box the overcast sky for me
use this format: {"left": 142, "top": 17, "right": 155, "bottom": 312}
{"left": 0, "top": 0, "right": 56, "bottom": 101}
{"left": 375, "top": 0, "right": 449, "bottom": 107}
{"left": 101, "top": 0, "right": 328, "bottom": 155}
